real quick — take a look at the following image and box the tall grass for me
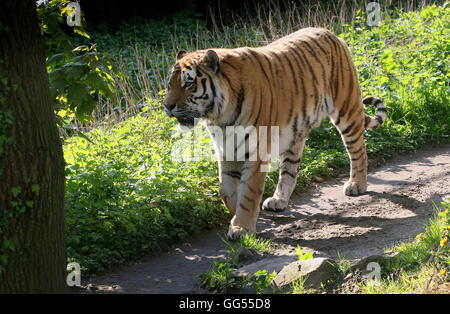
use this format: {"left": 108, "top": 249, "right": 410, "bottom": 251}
{"left": 76, "top": 0, "right": 446, "bottom": 123}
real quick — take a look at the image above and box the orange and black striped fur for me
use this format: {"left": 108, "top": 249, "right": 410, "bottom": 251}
{"left": 163, "top": 28, "right": 387, "bottom": 240}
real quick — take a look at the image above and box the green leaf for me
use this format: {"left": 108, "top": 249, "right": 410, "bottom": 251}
{"left": 11, "top": 186, "right": 21, "bottom": 198}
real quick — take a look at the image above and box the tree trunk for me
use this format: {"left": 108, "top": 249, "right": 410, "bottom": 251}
{"left": 0, "top": 1, "right": 67, "bottom": 293}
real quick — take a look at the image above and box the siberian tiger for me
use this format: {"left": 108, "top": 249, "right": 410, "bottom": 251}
{"left": 163, "top": 27, "right": 387, "bottom": 240}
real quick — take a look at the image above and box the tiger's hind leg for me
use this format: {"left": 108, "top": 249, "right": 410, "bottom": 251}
{"left": 332, "top": 109, "right": 368, "bottom": 196}
{"left": 262, "top": 136, "right": 307, "bottom": 212}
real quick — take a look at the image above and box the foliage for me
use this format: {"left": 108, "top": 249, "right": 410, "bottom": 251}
{"left": 290, "top": 276, "right": 309, "bottom": 294}
{"left": 201, "top": 235, "right": 276, "bottom": 293}
{"left": 239, "top": 234, "right": 274, "bottom": 253}
{"left": 37, "top": 0, "right": 118, "bottom": 122}
{"left": 295, "top": 246, "right": 314, "bottom": 261}
{"left": 252, "top": 270, "right": 277, "bottom": 294}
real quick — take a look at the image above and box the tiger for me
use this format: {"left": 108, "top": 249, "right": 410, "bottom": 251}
{"left": 163, "top": 27, "right": 387, "bottom": 240}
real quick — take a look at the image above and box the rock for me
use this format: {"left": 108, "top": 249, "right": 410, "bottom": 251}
{"left": 313, "top": 176, "right": 325, "bottom": 183}
{"left": 236, "top": 247, "right": 261, "bottom": 264}
{"left": 229, "top": 282, "right": 257, "bottom": 294}
{"left": 270, "top": 258, "right": 340, "bottom": 291}
{"left": 234, "top": 255, "right": 297, "bottom": 278}
{"left": 86, "top": 283, "right": 99, "bottom": 291}
{"left": 349, "top": 254, "right": 398, "bottom": 273}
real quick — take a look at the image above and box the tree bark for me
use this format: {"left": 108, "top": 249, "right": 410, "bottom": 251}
{"left": 0, "top": 1, "right": 67, "bottom": 293}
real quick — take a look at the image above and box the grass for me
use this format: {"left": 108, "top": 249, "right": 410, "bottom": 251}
{"left": 290, "top": 276, "right": 310, "bottom": 294}
{"left": 239, "top": 234, "right": 274, "bottom": 253}
{"left": 201, "top": 234, "right": 276, "bottom": 293}
{"left": 63, "top": 2, "right": 450, "bottom": 273}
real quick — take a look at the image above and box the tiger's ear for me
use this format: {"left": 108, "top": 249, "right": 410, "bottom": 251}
{"left": 203, "top": 49, "right": 220, "bottom": 73}
{"left": 176, "top": 50, "right": 187, "bottom": 60}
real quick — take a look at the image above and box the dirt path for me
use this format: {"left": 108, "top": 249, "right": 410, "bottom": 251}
{"left": 85, "top": 145, "right": 450, "bottom": 293}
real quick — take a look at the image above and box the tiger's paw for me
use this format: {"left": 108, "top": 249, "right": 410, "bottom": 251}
{"left": 227, "top": 216, "right": 256, "bottom": 241}
{"left": 343, "top": 181, "right": 367, "bottom": 196}
{"left": 262, "top": 197, "right": 288, "bottom": 212}
{"left": 227, "top": 225, "right": 250, "bottom": 241}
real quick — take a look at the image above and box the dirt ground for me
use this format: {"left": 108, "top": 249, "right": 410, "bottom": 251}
{"left": 84, "top": 144, "right": 450, "bottom": 293}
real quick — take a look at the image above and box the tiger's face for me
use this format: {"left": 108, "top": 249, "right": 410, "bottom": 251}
{"left": 163, "top": 50, "right": 221, "bottom": 129}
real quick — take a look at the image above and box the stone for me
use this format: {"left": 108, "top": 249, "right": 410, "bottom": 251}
{"left": 349, "top": 254, "right": 398, "bottom": 273}
{"left": 313, "top": 176, "right": 325, "bottom": 183}
{"left": 233, "top": 255, "right": 297, "bottom": 278}
{"left": 271, "top": 258, "right": 340, "bottom": 291}
{"left": 236, "top": 247, "right": 260, "bottom": 264}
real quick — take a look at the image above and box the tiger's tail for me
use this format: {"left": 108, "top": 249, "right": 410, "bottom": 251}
{"left": 363, "top": 96, "right": 388, "bottom": 130}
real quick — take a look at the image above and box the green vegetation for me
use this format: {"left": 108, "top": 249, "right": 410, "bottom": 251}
{"left": 200, "top": 234, "right": 276, "bottom": 293}
{"left": 296, "top": 246, "right": 314, "bottom": 261}
{"left": 38, "top": 0, "right": 118, "bottom": 123}
{"left": 64, "top": 105, "right": 226, "bottom": 272}
{"left": 238, "top": 233, "right": 274, "bottom": 253}
{"left": 62, "top": 3, "right": 449, "bottom": 273}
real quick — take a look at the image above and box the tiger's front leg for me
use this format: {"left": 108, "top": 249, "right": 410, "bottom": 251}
{"left": 219, "top": 160, "right": 244, "bottom": 214}
{"left": 227, "top": 160, "right": 267, "bottom": 240}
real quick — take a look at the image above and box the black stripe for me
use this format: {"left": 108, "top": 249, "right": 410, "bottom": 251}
{"left": 235, "top": 132, "right": 250, "bottom": 151}
{"left": 292, "top": 113, "right": 299, "bottom": 138}
{"left": 302, "top": 40, "right": 327, "bottom": 89}
{"left": 287, "top": 46, "right": 307, "bottom": 119}
{"left": 247, "top": 50, "right": 271, "bottom": 83}
{"left": 373, "top": 99, "right": 383, "bottom": 106}
{"left": 253, "top": 92, "right": 263, "bottom": 126}
{"left": 291, "top": 48, "right": 309, "bottom": 121}
{"left": 304, "top": 35, "right": 329, "bottom": 57}
{"left": 286, "top": 149, "right": 295, "bottom": 155}
{"left": 244, "top": 195, "right": 255, "bottom": 204}
{"left": 364, "top": 116, "right": 371, "bottom": 128}
{"left": 284, "top": 55, "right": 299, "bottom": 95}
{"left": 221, "top": 60, "right": 239, "bottom": 71}
{"left": 295, "top": 45, "right": 319, "bottom": 121}
{"left": 349, "top": 146, "right": 364, "bottom": 155}
{"left": 362, "top": 97, "right": 374, "bottom": 105}
{"left": 342, "top": 121, "right": 356, "bottom": 135}
{"left": 207, "top": 73, "right": 216, "bottom": 98}
{"left": 283, "top": 157, "right": 301, "bottom": 164}
{"left": 223, "top": 171, "right": 241, "bottom": 179}
{"left": 347, "top": 124, "right": 363, "bottom": 138}
{"left": 351, "top": 151, "right": 365, "bottom": 161}
{"left": 221, "top": 72, "right": 236, "bottom": 96}
{"left": 335, "top": 115, "right": 341, "bottom": 126}
{"left": 226, "top": 87, "right": 244, "bottom": 126}
{"left": 345, "top": 136, "right": 361, "bottom": 146}
{"left": 246, "top": 50, "right": 274, "bottom": 124}
{"left": 281, "top": 170, "right": 296, "bottom": 178}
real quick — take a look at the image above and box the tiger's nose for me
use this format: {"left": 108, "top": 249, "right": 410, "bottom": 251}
{"left": 165, "top": 103, "right": 176, "bottom": 111}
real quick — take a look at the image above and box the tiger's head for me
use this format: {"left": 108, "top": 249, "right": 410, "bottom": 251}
{"left": 163, "top": 49, "right": 224, "bottom": 129}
